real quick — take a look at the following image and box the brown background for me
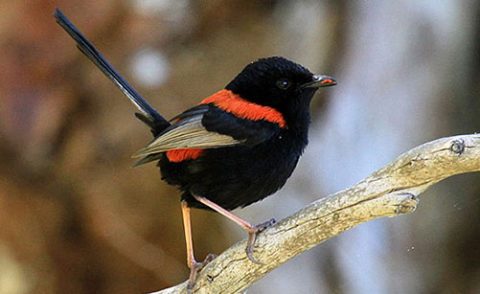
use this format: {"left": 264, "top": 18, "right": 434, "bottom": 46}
{"left": 0, "top": 1, "right": 479, "bottom": 293}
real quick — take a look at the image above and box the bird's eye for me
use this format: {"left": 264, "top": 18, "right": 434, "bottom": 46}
{"left": 276, "top": 78, "right": 291, "bottom": 90}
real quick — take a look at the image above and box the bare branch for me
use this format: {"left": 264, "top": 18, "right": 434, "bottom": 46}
{"left": 152, "top": 134, "right": 480, "bottom": 294}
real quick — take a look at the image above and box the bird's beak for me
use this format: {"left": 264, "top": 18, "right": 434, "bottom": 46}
{"left": 302, "top": 75, "right": 337, "bottom": 88}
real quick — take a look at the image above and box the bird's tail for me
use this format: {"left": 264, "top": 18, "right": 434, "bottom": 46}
{"left": 54, "top": 8, "right": 170, "bottom": 134}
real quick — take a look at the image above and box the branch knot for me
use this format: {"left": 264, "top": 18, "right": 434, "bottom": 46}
{"left": 450, "top": 139, "right": 465, "bottom": 155}
{"left": 393, "top": 192, "right": 418, "bottom": 214}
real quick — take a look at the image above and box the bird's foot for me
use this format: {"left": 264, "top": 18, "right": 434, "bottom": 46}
{"left": 187, "top": 260, "right": 203, "bottom": 291}
{"left": 203, "top": 253, "right": 217, "bottom": 264}
{"left": 245, "top": 218, "right": 276, "bottom": 264}
{"left": 187, "top": 254, "right": 217, "bottom": 291}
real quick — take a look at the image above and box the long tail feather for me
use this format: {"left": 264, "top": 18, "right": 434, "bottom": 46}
{"left": 54, "top": 8, "right": 169, "bottom": 132}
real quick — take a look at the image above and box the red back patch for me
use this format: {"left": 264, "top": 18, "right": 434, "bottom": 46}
{"left": 200, "top": 89, "right": 287, "bottom": 128}
{"left": 166, "top": 89, "right": 286, "bottom": 163}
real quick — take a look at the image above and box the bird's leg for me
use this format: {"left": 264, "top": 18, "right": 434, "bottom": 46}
{"left": 193, "top": 195, "right": 276, "bottom": 264}
{"left": 181, "top": 201, "right": 208, "bottom": 290}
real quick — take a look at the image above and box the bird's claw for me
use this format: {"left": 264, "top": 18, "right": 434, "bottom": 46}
{"left": 245, "top": 218, "right": 276, "bottom": 264}
{"left": 187, "top": 261, "right": 203, "bottom": 291}
{"left": 187, "top": 254, "right": 217, "bottom": 291}
{"left": 257, "top": 218, "right": 277, "bottom": 230}
{"left": 203, "top": 253, "right": 217, "bottom": 264}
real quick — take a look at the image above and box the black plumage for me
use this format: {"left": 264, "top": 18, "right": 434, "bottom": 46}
{"left": 156, "top": 57, "right": 321, "bottom": 210}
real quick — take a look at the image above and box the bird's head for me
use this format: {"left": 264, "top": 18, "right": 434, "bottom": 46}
{"left": 225, "top": 56, "right": 336, "bottom": 113}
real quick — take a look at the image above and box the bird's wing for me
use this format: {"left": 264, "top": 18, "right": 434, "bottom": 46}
{"left": 132, "top": 104, "right": 281, "bottom": 159}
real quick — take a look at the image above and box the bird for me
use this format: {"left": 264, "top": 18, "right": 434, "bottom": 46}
{"left": 55, "top": 9, "right": 336, "bottom": 288}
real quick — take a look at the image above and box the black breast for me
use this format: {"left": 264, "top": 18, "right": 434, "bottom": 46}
{"left": 159, "top": 130, "right": 306, "bottom": 210}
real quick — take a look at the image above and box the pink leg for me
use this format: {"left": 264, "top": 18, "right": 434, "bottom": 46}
{"left": 193, "top": 195, "right": 275, "bottom": 263}
{"left": 181, "top": 201, "right": 204, "bottom": 289}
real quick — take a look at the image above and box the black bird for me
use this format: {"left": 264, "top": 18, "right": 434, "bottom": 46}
{"left": 54, "top": 9, "right": 336, "bottom": 288}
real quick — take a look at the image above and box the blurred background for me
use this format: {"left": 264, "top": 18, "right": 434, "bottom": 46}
{"left": 0, "top": 1, "right": 479, "bottom": 293}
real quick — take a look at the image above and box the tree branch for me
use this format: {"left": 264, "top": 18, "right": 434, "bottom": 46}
{"left": 152, "top": 134, "right": 480, "bottom": 294}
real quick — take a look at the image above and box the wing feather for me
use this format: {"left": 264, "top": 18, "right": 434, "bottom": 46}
{"left": 132, "top": 108, "right": 242, "bottom": 158}
{"left": 132, "top": 103, "right": 280, "bottom": 161}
